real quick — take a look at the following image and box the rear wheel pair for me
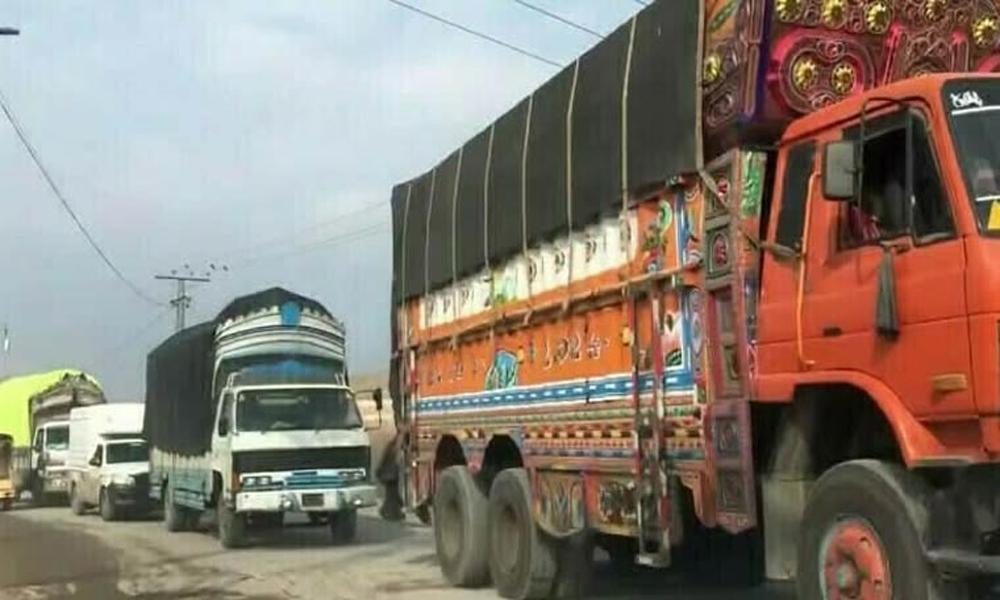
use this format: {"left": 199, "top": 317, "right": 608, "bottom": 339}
{"left": 434, "top": 466, "right": 584, "bottom": 599}
{"left": 163, "top": 480, "right": 200, "bottom": 532}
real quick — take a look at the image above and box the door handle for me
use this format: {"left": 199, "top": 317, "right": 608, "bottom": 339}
{"left": 822, "top": 326, "right": 842, "bottom": 337}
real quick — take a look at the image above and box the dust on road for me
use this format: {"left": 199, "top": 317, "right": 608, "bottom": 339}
{"left": 0, "top": 507, "right": 793, "bottom": 599}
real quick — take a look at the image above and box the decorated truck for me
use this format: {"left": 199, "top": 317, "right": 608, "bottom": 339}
{"left": 146, "top": 288, "right": 378, "bottom": 548}
{"left": 0, "top": 371, "right": 105, "bottom": 506}
{"left": 388, "top": 1, "right": 1000, "bottom": 598}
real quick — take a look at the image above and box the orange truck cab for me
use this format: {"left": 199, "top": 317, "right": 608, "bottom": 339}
{"left": 388, "top": 2, "right": 1000, "bottom": 598}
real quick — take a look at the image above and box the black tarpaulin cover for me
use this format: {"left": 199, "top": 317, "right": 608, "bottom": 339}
{"left": 143, "top": 322, "right": 216, "bottom": 456}
{"left": 455, "top": 128, "right": 490, "bottom": 278}
{"left": 427, "top": 152, "right": 459, "bottom": 290}
{"left": 389, "top": 0, "right": 702, "bottom": 301}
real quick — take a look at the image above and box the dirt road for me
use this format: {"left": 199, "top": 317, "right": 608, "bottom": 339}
{"left": 0, "top": 506, "right": 793, "bottom": 599}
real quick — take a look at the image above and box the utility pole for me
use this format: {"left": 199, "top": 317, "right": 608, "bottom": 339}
{"left": 154, "top": 263, "right": 227, "bottom": 331}
{"left": 1, "top": 28, "right": 17, "bottom": 376}
{"left": 154, "top": 274, "right": 207, "bottom": 331}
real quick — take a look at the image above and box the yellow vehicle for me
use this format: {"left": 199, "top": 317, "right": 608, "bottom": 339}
{"left": 0, "top": 433, "right": 14, "bottom": 510}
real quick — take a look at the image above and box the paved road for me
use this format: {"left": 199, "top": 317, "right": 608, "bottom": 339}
{"left": 0, "top": 505, "right": 794, "bottom": 599}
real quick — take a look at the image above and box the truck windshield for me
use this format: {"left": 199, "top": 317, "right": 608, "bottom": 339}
{"left": 46, "top": 426, "right": 69, "bottom": 451}
{"left": 236, "top": 388, "right": 362, "bottom": 432}
{"left": 216, "top": 355, "right": 346, "bottom": 396}
{"left": 105, "top": 441, "right": 148, "bottom": 464}
{"left": 943, "top": 79, "right": 1000, "bottom": 232}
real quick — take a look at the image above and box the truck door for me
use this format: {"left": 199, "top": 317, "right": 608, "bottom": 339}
{"left": 212, "top": 392, "right": 235, "bottom": 496}
{"left": 803, "top": 108, "right": 974, "bottom": 418}
{"left": 31, "top": 428, "right": 43, "bottom": 471}
{"left": 87, "top": 444, "right": 103, "bottom": 502}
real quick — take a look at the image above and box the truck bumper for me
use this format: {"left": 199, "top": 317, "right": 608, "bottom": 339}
{"left": 107, "top": 484, "right": 151, "bottom": 511}
{"left": 43, "top": 472, "right": 70, "bottom": 495}
{"left": 235, "top": 484, "right": 378, "bottom": 514}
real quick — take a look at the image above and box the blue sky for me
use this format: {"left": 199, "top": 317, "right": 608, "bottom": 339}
{"left": 0, "top": 1, "right": 642, "bottom": 399}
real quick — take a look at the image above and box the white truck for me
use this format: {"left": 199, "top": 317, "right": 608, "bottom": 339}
{"left": 0, "top": 372, "right": 106, "bottom": 505}
{"left": 67, "top": 403, "right": 149, "bottom": 521}
{"left": 146, "top": 288, "right": 379, "bottom": 548}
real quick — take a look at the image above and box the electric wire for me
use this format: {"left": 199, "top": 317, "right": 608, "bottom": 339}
{"left": 511, "top": 0, "right": 603, "bottom": 39}
{"left": 0, "top": 89, "right": 165, "bottom": 307}
{"left": 385, "top": 0, "right": 561, "bottom": 68}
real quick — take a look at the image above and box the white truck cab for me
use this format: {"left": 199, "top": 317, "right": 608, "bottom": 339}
{"left": 32, "top": 420, "right": 70, "bottom": 498}
{"left": 210, "top": 381, "right": 377, "bottom": 546}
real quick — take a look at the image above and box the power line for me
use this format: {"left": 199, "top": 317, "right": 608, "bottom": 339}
{"left": 0, "top": 89, "right": 164, "bottom": 307}
{"left": 93, "top": 306, "right": 173, "bottom": 365}
{"left": 214, "top": 199, "right": 385, "bottom": 262}
{"left": 632, "top": 0, "right": 648, "bottom": 6}
{"left": 386, "top": 0, "right": 561, "bottom": 68}
{"left": 233, "top": 219, "right": 390, "bottom": 269}
{"left": 511, "top": 0, "right": 603, "bottom": 39}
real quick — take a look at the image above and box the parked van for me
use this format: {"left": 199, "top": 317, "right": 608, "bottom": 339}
{"left": 68, "top": 404, "right": 149, "bottom": 521}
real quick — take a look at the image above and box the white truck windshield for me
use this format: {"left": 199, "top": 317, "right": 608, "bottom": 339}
{"left": 106, "top": 441, "right": 149, "bottom": 464}
{"left": 46, "top": 426, "right": 69, "bottom": 451}
{"left": 236, "top": 388, "right": 362, "bottom": 433}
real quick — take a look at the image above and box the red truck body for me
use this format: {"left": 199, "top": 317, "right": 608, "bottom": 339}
{"left": 390, "top": 1, "right": 1000, "bottom": 597}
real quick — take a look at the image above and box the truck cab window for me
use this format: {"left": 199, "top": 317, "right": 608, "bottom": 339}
{"left": 841, "top": 115, "right": 953, "bottom": 247}
{"left": 775, "top": 141, "right": 816, "bottom": 251}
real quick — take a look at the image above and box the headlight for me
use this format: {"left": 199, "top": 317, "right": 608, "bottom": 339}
{"left": 243, "top": 475, "right": 272, "bottom": 488}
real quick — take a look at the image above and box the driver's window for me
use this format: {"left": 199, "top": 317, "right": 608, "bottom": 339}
{"left": 32, "top": 430, "right": 43, "bottom": 452}
{"left": 840, "top": 113, "right": 953, "bottom": 247}
{"left": 90, "top": 445, "right": 103, "bottom": 467}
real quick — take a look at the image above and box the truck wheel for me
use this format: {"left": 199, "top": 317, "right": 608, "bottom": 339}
{"left": 31, "top": 478, "right": 46, "bottom": 508}
{"left": 329, "top": 509, "right": 358, "bottom": 544}
{"left": 0, "top": 499, "right": 10, "bottom": 511}
{"left": 434, "top": 465, "right": 489, "bottom": 588}
{"left": 164, "top": 481, "right": 190, "bottom": 532}
{"left": 797, "top": 460, "right": 940, "bottom": 600}
{"left": 99, "top": 488, "right": 118, "bottom": 522}
{"left": 488, "top": 468, "right": 557, "bottom": 600}
{"left": 218, "top": 503, "right": 247, "bottom": 549}
{"left": 551, "top": 533, "right": 592, "bottom": 599}
{"left": 70, "top": 485, "right": 86, "bottom": 516}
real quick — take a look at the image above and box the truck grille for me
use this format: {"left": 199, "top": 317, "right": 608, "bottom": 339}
{"left": 233, "top": 446, "right": 369, "bottom": 474}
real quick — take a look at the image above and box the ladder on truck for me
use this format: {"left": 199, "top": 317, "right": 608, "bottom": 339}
{"left": 629, "top": 155, "right": 762, "bottom": 566}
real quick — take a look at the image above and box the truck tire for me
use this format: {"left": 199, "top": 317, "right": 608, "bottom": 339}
{"left": 70, "top": 485, "right": 86, "bottom": 516}
{"left": 31, "top": 477, "right": 46, "bottom": 508}
{"left": 329, "top": 509, "right": 358, "bottom": 544}
{"left": 551, "top": 533, "right": 592, "bottom": 599}
{"left": 99, "top": 488, "right": 118, "bottom": 522}
{"left": 797, "top": 460, "right": 942, "bottom": 600}
{"left": 434, "top": 465, "right": 489, "bottom": 588}
{"left": 0, "top": 499, "right": 10, "bottom": 511}
{"left": 488, "top": 468, "right": 557, "bottom": 600}
{"left": 164, "top": 481, "right": 191, "bottom": 532}
{"left": 218, "top": 502, "right": 248, "bottom": 549}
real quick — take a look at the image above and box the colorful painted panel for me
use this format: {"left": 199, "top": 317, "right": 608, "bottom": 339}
{"left": 705, "top": 0, "right": 1000, "bottom": 149}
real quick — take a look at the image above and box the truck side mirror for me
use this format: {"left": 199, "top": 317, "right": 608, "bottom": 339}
{"left": 218, "top": 416, "right": 230, "bottom": 437}
{"left": 823, "top": 140, "right": 858, "bottom": 201}
{"left": 89, "top": 447, "right": 102, "bottom": 467}
{"left": 373, "top": 388, "right": 383, "bottom": 412}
